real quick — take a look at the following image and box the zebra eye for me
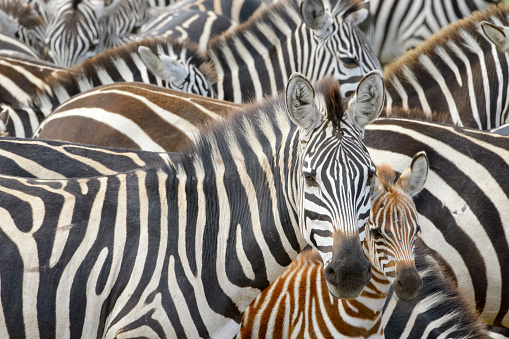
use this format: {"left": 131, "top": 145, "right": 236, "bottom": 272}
{"left": 367, "top": 168, "right": 376, "bottom": 182}
{"left": 304, "top": 173, "right": 318, "bottom": 187}
{"left": 340, "top": 57, "right": 359, "bottom": 69}
{"left": 370, "top": 228, "right": 382, "bottom": 238}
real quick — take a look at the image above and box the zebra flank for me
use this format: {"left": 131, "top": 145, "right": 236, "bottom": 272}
{"left": 240, "top": 154, "right": 427, "bottom": 338}
{"left": 0, "top": 72, "right": 384, "bottom": 337}
{"left": 367, "top": 0, "right": 500, "bottom": 65}
{"left": 384, "top": 3, "right": 509, "bottom": 130}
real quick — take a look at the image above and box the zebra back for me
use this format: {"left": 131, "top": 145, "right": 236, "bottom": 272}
{"left": 367, "top": 0, "right": 500, "bottom": 65}
{"left": 34, "top": 82, "right": 241, "bottom": 150}
{"left": 384, "top": 3, "right": 509, "bottom": 130}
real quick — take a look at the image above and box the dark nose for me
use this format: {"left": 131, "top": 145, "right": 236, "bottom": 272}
{"left": 393, "top": 264, "right": 422, "bottom": 301}
{"left": 323, "top": 237, "right": 372, "bottom": 299}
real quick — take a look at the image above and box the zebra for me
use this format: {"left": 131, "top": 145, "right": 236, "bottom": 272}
{"left": 9, "top": 37, "right": 215, "bottom": 138}
{"left": 38, "top": 0, "right": 149, "bottom": 67}
{"left": 366, "top": 0, "right": 500, "bottom": 65}
{"left": 383, "top": 3, "right": 509, "bottom": 130}
{"left": 240, "top": 152, "right": 429, "bottom": 338}
{"left": 0, "top": 70, "right": 384, "bottom": 337}
{"left": 142, "top": 0, "right": 382, "bottom": 102}
{"left": 35, "top": 93, "right": 509, "bottom": 328}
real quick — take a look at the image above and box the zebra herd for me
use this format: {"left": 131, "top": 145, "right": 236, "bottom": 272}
{"left": 0, "top": 0, "right": 507, "bottom": 338}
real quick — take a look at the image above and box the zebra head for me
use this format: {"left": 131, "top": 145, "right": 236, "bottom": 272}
{"left": 42, "top": 0, "right": 147, "bottom": 67}
{"left": 300, "top": 0, "right": 382, "bottom": 98}
{"left": 139, "top": 44, "right": 217, "bottom": 98}
{"left": 286, "top": 70, "right": 384, "bottom": 299}
{"left": 365, "top": 152, "right": 429, "bottom": 301}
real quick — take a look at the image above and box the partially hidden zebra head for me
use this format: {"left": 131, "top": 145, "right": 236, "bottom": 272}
{"left": 286, "top": 70, "right": 384, "bottom": 299}
{"left": 42, "top": 0, "right": 147, "bottom": 67}
{"left": 365, "top": 152, "right": 429, "bottom": 301}
{"left": 299, "top": 0, "right": 381, "bottom": 98}
{"left": 138, "top": 44, "right": 217, "bottom": 98}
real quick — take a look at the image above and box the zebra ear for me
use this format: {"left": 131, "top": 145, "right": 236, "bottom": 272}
{"left": 481, "top": 21, "right": 509, "bottom": 53}
{"left": 300, "top": 0, "right": 328, "bottom": 30}
{"left": 396, "top": 151, "right": 429, "bottom": 197}
{"left": 0, "top": 108, "right": 9, "bottom": 136}
{"left": 345, "top": 0, "right": 369, "bottom": 26}
{"left": 348, "top": 70, "right": 384, "bottom": 131}
{"left": 139, "top": 46, "right": 187, "bottom": 86}
{"left": 286, "top": 72, "right": 322, "bottom": 133}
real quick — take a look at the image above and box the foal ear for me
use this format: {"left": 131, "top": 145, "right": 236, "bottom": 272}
{"left": 138, "top": 46, "right": 187, "bottom": 85}
{"left": 481, "top": 21, "right": 509, "bottom": 54}
{"left": 348, "top": 70, "right": 385, "bottom": 131}
{"left": 286, "top": 72, "right": 322, "bottom": 133}
{"left": 396, "top": 151, "right": 429, "bottom": 197}
{"left": 301, "top": 0, "right": 329, "bottom": 31}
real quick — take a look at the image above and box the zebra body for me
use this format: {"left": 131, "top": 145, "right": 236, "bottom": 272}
{"left": 0, "top": 71, "right": 384, "bottom": 337}
{"left": 0, "top": 33, "right": 40, "bottom": 59}
{"left": 384, "top": 4, "right": 509, "bottom": 130}
{"left": 137, "top": 8, "right": 236, "bottom": 52}
{"left": 367, "top": 0, "right": 500, "bottom": 65}
{"left": 10, "top": 37, "right": 215, "bottom": 138}
{"left": 240, "top": 153, "right": 428, "bottom": 338}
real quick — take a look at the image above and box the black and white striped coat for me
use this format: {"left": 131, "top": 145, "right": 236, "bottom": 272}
{"left": 366, "top": 0, "right": 500, "bottom": 65}
{"left": 0, "top": 71, "right": 384, "bottom": 337}
{"left": 384, "top": 4, "right": 509, "bottom": 130}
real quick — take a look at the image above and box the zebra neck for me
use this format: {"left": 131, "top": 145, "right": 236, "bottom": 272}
{"left": 165, "top": 104, "right": 306, "bottom": 316}
{"left": 207, "top": 0, "right": 303, "bottom": 103}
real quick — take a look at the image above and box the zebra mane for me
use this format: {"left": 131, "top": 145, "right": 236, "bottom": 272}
{"left": 0, "top": 0, "right": 43, "bottom": 30}
{"left": 384, "top": 3, "right": 509, "bottom": 79}
{"left": 382, "top": 107, "right": 453, "bottom": 124}
{"left": 187, "top": 76, "right": 345, "bottom": 165}
{"left": 33, "top": 37, "right": 216, "bottom": 102}
{"left": 208, "top": 0, "right": 366, "bottom": 52}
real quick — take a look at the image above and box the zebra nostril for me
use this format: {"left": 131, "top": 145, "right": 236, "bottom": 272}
{"left": 324, "top": 266, "right": 337, "bottom": 282}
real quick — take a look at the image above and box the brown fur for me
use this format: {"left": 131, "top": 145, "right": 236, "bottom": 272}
{"left": 382, "top": 106, "right": 454, "bottom": 124}
{"left": 0, "top": 0, "right": 43, "bottom": 29}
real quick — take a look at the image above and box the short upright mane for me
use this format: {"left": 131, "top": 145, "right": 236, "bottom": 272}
{"left": 384, "top": 3, "right": 509, "bottom": 77}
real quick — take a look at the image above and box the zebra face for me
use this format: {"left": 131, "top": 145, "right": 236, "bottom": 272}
{"left": 300, "top": 0, "right": 382, "bottom": 98}
{"left": 364, "top": 152, "right": 429, "bottom": 301}
{"left": 286, "top": 70, "right": 384, "bottom": 299}
{"left": 43, "top": 0, "right": 103, "bottom": 66}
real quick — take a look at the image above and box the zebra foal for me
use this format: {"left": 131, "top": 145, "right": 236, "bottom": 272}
{"left": 240, "top": 152, "right": 429, "bottom": 338}
{"left": 0, "top": 71, "right": 384, "bottom": 337}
